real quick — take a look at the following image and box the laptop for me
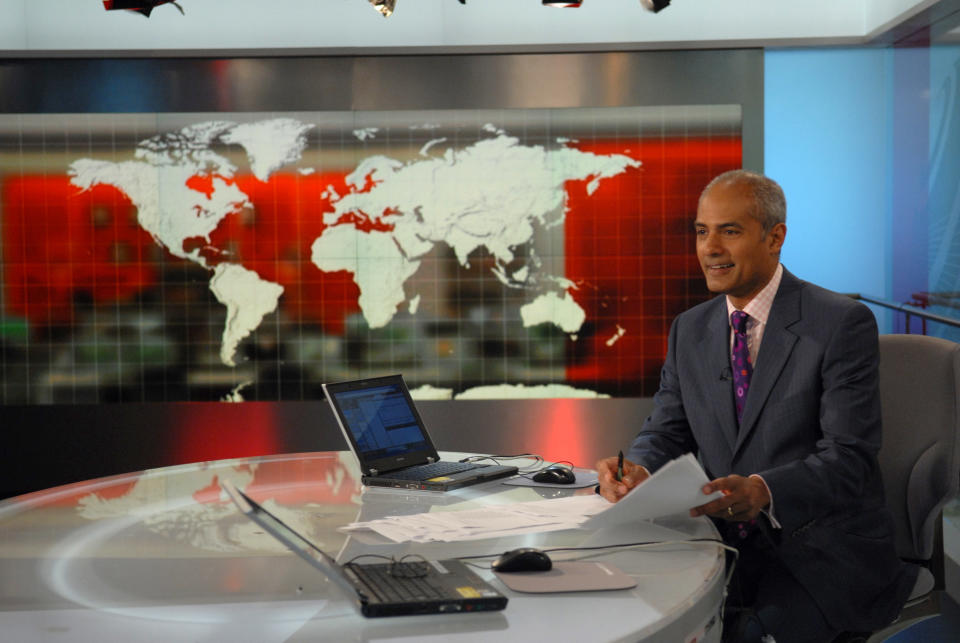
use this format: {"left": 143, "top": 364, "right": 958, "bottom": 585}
{"left": 322, "top": 375, "right": 518, "bottom": 491}
{"left": 221, "top": 479, "right": 508, "bottom": 617}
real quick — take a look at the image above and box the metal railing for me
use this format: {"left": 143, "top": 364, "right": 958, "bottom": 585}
{"left": 848, "top": 294, "right": 960, "bottom": 333}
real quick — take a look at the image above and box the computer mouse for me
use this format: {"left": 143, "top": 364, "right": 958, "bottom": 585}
{"left": 491, "top": 547, "right": 553, "bottom": 573}
{"left": 532, "top": 466, "right": 576, "bottom": 485}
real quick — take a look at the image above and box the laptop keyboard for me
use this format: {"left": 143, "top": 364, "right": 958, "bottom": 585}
{"left": 387, "top": 461, "right": 477, "bottom": 480}
{"left": 348, "top": 563, "right": 447, "bottom": 602}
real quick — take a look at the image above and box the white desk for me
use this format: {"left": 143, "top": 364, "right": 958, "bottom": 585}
{"left": 0, "top": 451, "right": 725, "bottom": 642}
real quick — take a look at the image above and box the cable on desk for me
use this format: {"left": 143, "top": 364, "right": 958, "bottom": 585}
{"left": 345, "top": 553, "right": 396, "bottom": 565}
{"left": 459, "top": 453, "right": 584, "bottom": 478}
{"left": 457, "top": 537, "right": 737, "bottom": 570}
{"left": 458, "top": 452, "right": 548, "bottom": 472}
{"left": 516, "top": 460, "right": 577, "bottom": 480}
{"left": 344, "top": 552, "right": 431, "bottom": 579}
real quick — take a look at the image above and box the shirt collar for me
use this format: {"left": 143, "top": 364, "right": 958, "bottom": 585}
{"left": 726, "top": 263, "right": 783, "bottom": 325}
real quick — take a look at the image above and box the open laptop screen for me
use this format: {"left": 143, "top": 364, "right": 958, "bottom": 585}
{"left": 334, "top": 383, "right": 429, "bottom": 460}
{"left": 324, "top": 375, "right": 440, "bottom": 475}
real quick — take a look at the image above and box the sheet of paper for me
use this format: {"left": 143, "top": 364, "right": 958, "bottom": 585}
{"left": 581, "top": 452, "right": 722, "bottom": 529}
{"left": 341, "top": 494, "right": 607, "bottom": 543}
{"left": 340, "top": 453, "right": 720, "bottom": 543}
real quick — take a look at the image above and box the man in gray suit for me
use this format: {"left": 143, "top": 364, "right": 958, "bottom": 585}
{"left": 596, "top": 170, "right": 916, "bottom": 642}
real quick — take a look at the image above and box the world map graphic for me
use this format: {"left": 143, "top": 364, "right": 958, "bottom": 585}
{"left": 66, "top": 118, "right": 641, "bottom": 399}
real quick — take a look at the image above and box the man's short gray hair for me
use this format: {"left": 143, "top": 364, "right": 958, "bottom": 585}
{"left": 701, "top": 170, "right": 787, "bottom": 233}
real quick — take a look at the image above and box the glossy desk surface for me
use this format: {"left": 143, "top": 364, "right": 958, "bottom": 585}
{"left": 0, "top": 452, "right": 724, "bottom": 642}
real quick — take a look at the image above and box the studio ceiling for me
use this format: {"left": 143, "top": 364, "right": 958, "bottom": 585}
{"left": 0, "top": 0, "right": 956, "bottom": 57}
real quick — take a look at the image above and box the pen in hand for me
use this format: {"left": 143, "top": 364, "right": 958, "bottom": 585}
{"left": 616, "top": 450, "right": 624, "bottom": 482}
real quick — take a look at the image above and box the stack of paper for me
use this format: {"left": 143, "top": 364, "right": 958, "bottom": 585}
{"left": 342, "top": 453, "right": 721, "bottom": 543}
{"left": 342, "top": 494, "right": 607, "bottom": 543}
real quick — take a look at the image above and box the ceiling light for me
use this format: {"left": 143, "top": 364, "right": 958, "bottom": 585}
{"left": 640, "top": 0, "right": 671, "bottom": 12}
{"left": 102, "top": 0, "right": 184, "bottom": 16}
{"left": 369, "top": 0, "right": 396, "bottom": 17}
{"left": 542, "top": 1, "right": 582, "bottom": 6}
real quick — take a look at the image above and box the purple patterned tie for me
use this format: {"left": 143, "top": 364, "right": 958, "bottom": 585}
{"left": 731, "top": 310, "right": 752, "bottom": 423}
{"left": 729, "top": 311, "right": 757, "bottom": 540}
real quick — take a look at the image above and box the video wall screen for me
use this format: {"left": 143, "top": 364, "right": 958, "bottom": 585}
{"left": 0, "top": 105, "right": 741, "bottom": 403}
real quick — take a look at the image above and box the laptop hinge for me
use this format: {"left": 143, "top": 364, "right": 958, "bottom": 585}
{"left": 369, "top": 468, "right": 378, "bottom": 476}
{"left": 426, "top": 456, "right": 436, "bottom": 463}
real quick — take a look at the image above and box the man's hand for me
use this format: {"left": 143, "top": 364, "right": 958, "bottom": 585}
{"left": 689, "top": 474, "right": 771, "bottom": 521}
{"left": 595, "top": 456, "right": 649, "bottom": 503}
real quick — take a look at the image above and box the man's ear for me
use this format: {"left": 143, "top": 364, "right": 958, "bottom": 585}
{"left": 767, "top": 222, "right": 786, "bottom": 253}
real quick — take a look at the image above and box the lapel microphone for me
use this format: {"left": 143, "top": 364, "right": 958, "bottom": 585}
{"left": 720, "top": 366, "right": 732, "bottom": 381}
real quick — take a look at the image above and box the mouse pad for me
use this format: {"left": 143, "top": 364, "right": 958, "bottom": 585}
{"left": 501, "top": 468, "right": 598, "bottom": 489}
{"left": 494, "top": 561, "right": 637, "bottom": 593}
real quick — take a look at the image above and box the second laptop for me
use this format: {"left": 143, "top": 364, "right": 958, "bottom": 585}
{"left": 323, "top": 374, "right": 518, "bottom": 491}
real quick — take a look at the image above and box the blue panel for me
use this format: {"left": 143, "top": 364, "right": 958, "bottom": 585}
{"left": 765, "top": 48, "right": 893, "bottom": 331}
{"left": 765, "top": 48, "right": 890, "bottom": 299}
{"left": 890, "top": 47, "right": 931, "bottom": 333}
{"left": 927, "top": 45, "right": 960, "bottom": 341}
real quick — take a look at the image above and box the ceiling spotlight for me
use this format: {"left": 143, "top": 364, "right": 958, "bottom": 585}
{"left": 640, "top": 0, "right": 671, "bottom": 11}
{"left": 369, "top": 0, "right": 396, "bottom": 17}
{"left": 102, "top": 0, "right": 184, "bottom": 16}
{"left": 542, "top": 1, "right": 582, "bottom": 6}
{"left": 369, "top": 0, "right": 463, "bottom": 16}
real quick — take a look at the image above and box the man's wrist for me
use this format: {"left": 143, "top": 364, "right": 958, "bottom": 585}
{"left": 748, "top": 473, "right": 772, "bottom": 510}
{"left": 749, "top": 473, "right": 782, "bottom": 528}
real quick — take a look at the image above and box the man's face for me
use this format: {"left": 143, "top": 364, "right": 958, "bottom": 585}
{"left": 694, "top": 182, "right": 786, "bottom": 308}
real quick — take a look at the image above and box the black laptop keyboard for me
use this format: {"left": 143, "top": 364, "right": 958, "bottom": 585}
{"left": 387, "top": 461, "right": 477, "bottom": 480}
{"left": 347, "top": 563, "right": 447, "bottom": 602}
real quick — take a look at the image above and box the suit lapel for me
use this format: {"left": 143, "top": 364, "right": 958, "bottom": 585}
{"left": 700, "top": 299, "right": 739, "bottom": 452}
{"left": 734, "top": 271, "right": 802, "bottom": 455}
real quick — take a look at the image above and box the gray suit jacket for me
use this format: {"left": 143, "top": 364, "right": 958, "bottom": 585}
{"left": 627, "top": 268, "right": 916, "bottom": 631}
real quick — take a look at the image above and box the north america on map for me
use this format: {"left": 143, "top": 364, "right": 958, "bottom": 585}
{"left": 68, "top": 117, "right": 640, "bottom": 398}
